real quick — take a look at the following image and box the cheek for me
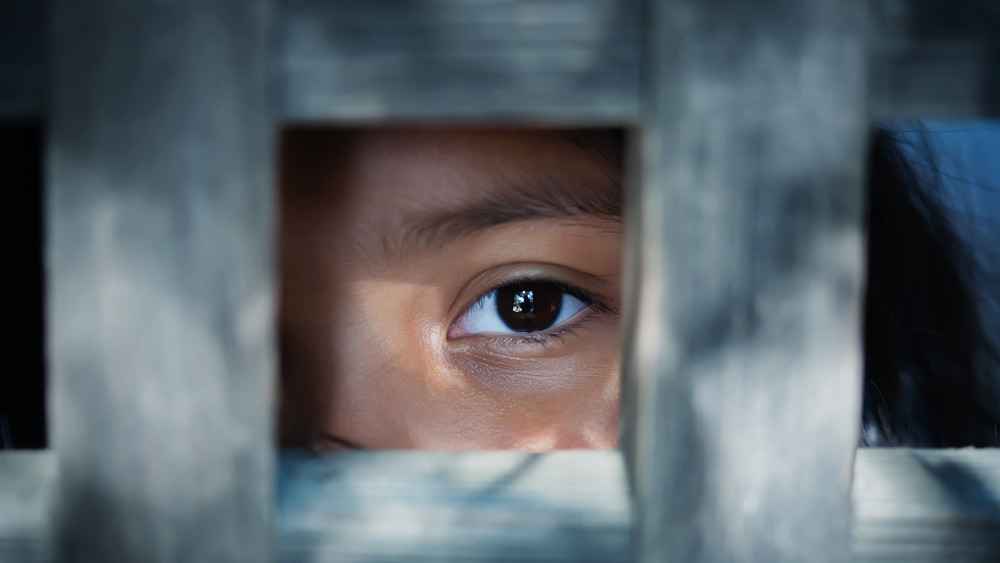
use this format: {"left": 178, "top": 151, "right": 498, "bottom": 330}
{"left": 478, "top": 331, "right": 619, "bottom": 449}
{"left": 322, "top": 282, "right": 448, "bottom": 442}
{"left": 328, "top": 305, "right": 621, "bottom": 450}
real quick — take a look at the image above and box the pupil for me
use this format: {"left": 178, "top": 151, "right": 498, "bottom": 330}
{"left": 495, "top": 282, "right": 562, "bottom": 332}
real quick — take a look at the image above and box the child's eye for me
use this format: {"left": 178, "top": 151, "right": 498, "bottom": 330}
{"left": 450, "top": 280, "right": 594, "bottom": 337}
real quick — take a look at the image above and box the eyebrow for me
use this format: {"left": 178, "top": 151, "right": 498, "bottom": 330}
{"left": 378, "top": 175, "right": 622, "bottom": 260}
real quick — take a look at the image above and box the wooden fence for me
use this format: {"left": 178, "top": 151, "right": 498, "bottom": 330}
{"left": 1, "top": 0, "right": 998, "bottom": 561}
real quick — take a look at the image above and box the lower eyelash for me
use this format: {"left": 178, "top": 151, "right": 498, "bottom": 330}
{"left": 521, "top": 326, "right": 579, "bottom": 346}
{"left": 481, "top": 313, "right": 602, "bottom": 348}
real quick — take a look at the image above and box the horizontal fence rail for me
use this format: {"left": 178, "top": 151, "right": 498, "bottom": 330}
{"left": 277, "top": 0, "right": 641, "bottom": 123}
{"left": 2, "top": 450, "right": 1000, "bottom": 562}
{"left": 2, "top": 0, "right": 999, "bottom": 121}
{"left": 0, "top": 452, "right": 54, "bottom": 563}
{"left": 277, "top": 451, "right": 631, "bottom": 562}
{"left": 852, "top": 449, "right": 1000, "bottom": 563}
{"left": 869, "top": 0, "right": 1000, "bottom": 117}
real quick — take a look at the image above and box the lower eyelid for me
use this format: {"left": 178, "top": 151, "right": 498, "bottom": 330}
{"left": 445, "top": 313, "right": 620, "bottom": 395}
{"left": 457, "top": 306, "right": 609, "bottom": 349}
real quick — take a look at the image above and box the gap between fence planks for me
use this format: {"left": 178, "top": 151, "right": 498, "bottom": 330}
{"left": 0, "top": 0, "right": 46, "bottom": 119}
{"left": 2, "top": 0, "right": 998, "bottom": 121}
{"left": 2, "top": 450, "right": 1000, "bottom": 562}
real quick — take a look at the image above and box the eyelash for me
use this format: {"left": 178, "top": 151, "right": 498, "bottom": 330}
{"left": 449, "top": 277, "right": 614, "bottom": 344}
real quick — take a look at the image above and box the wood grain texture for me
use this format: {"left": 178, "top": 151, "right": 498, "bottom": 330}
{"left": 622, "top": 0, "right": 869, "bottom": 561}
{"left": 852, "top": 449, "right": 1000, "bottom": 563}
{"left": 2, "top": 0, "right": 998, "bottom": 120}
{"left": 870, "top": 0, "right": 1000, "bottom": 117}
{"left": 46, "top": 1, "right": 276, "bottom": 562}
{"left": 3, "top": 450, "right": 1000, "bottom": 562}
{"left": 275, "top": 0, "right": 641, "bottom": 124}
{"left": 277, "top": 450, "right": 631, "bottom": 562}
{"left": 0, "top": 452, "right": 55, "bottom": 563}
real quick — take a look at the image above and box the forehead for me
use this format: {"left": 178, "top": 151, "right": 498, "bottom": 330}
{"left": 281, "top": 128, "right": 618, "bottom": 208}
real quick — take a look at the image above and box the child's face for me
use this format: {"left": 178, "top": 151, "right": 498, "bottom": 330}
{"left": 279, "top": 128, "right": 622, "bottom": 450}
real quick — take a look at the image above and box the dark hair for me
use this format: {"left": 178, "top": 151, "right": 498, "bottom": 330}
{"left": 862, "top": 126, "right": 999, "bottom": 447}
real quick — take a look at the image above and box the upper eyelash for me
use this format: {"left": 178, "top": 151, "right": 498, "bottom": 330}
{"left": 471, "top": 277, "right": 613, "bottom": 315}
{"left": 460, "top": 277, "right": 616, "bottom": 343}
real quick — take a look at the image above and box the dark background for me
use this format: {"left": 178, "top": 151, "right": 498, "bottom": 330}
{"left": 1, "top": 121, "right": 46, "bottom": 449}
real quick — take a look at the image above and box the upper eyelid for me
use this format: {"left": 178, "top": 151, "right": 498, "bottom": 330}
{"left": 445, "top": 262, "right": 622, "bottom": 322}
{"left": 483, "top": 277, "right": 596, "bottom": 301}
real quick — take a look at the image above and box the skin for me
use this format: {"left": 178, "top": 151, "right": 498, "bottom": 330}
{"left": 279, "top": 128, "right": 622, "bottom": 450}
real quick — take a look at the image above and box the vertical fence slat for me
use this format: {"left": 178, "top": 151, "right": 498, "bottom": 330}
{"left": 623, "top": 0, "right": 869, "bottom": 561}
{"left": 47, "top": 1, "right": 275, "bottom": 561}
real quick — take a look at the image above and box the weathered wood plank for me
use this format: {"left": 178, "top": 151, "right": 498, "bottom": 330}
{"left": 275, "top": 0, "right": 641, "bottom": 124}
{"left": 46, "top": 1, "right": 276, "bottom": 562}
{"left": 3, "top": 0, "right": 998, "bottom": 121}
{"left": 852, "top": 449, "right": 1000, "bottom": 563}
{"left": 277, "top": 450, "right": 631, "bottom": 562}
{"left": 622, "top": 0, "right": 869, "bottom": 561}
{"left": 0, "top": 452, "right": 55, "bottom": 563}
{"left": 3, "top": 450, "right": 999, "bottom": 562}
{"left": 870, "top": 0, "right": 1000, "bottom": 117}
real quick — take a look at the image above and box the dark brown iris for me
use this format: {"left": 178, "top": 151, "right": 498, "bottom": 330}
{"left": 495, "top": 282, "right": 562, "bottom": 332}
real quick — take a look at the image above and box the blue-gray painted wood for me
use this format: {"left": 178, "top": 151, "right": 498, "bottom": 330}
{"left": 622, "top": 0, "right": 869, "bottom": 561}
{"left": 3, "top": 450, "right": 1000, "bottom": 562}
{"left": 275, "top": 0, "right": 641, "bottom": 124}
{"left": 277, "top": 450, "right": 632, "bottom": 562}
{"left": 2, "top": 0, "right": 998, "bottom": 120}
{"left": 870, "top": 0, "right": 1000, "bottom": 117}
{"left": 852, "top": 449, "right": 1000, "bottom": 562}
{"left": 46, "top": 1, "right": 276, "bottom": 561}
{"left": 0, "top": 452, "right": 55, "bottom": 563}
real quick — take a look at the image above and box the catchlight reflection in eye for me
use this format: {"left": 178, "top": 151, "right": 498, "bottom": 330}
{"left": 450, "top": 281, "right": 591, "bottom": 337}
{"left": 512, "top": 290, "right": 530, "bottom": 313}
